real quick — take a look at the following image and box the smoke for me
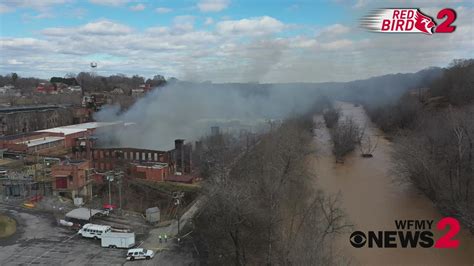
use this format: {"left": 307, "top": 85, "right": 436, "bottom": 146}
{"left": 94, "top": 82, "right": 320, "bottom": 150}
{"left": 242, "top": 39, "right": 285, "bottom": 82}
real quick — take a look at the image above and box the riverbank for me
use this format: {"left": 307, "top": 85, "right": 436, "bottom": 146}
{"left": 311, "top": 102, "right": 474, "bottom": 265}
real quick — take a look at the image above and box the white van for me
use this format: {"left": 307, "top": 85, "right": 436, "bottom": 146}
{"left": 78, "top": 224, "right": 111, "bottom": 239}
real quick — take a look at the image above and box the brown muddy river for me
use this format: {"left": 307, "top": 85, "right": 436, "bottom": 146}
{"left": 312, "top": 102, "right": 474, "bottom": 265}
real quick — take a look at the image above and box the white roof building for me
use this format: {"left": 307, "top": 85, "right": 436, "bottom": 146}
{"left": 36, "top": 122, "right": 123, "bottom": 136}
{"left": 18, "top": 136, "right": 64, "bottom": 147}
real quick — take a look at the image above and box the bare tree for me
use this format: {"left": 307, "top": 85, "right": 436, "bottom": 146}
{"left": 358, "top": 125, "right": 378, "bottom": 157}
{"left": 331, "top": 117, "right": 361, "bottom": 162}
{"left": 195, "top": 115, "right": 350, "bottom": 264}
{"left": 323, "top": 107, "right": 341, "bottom": 129}
{"left": 392, "top": 106, "right": 474, "bottom": 231}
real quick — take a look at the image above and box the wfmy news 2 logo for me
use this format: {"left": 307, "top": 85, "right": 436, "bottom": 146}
{"left": 350, "top": 217, "right": 461, "bottom": 249}
{"left": 361, "top": 8, "right": 457, "bottom": 34}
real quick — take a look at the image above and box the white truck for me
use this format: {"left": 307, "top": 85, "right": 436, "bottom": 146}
{"left": 101, "top": 232, "right": 135, "bottom": 248}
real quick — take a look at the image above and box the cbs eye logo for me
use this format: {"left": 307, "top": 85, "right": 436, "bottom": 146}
{"left": 350, "top": 231, "right": 367, "bottom": 248}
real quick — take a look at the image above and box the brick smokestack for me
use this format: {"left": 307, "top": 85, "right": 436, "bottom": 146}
{"left": 174, "top": 139, "right": 184, "bottom": 173}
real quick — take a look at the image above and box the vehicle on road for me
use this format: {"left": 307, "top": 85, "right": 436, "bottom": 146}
{"left": 78, "top": 223, "right": 111, "bottom": 239}
{"left": 101, "top": 232, "right": 135, "bottom": 248}
{"left": 103, "top": 204, "right": 117, "bottom": 211}
{"left": 126, "top": 248, "right": 154, "bottom": 261}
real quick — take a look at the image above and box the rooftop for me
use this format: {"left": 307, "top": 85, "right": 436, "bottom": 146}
{"left": 60, "top": 159, "right": 87, "bottom": 165}
{"left": 17, "top": 136, "right": 64, "bottom": 147}
{"left": 37, "top": 121, "right": 123, "bottom": 136}
{"left": 0, "top": 105, "right": 65, "bottom": 114}
{"left": 65, "top": 208, "right": 105, "bottom": 221}
{"left": 136, "top": 162, "right": 168, "bottom": 169}
{"left": 36, "top": 127, "right": 86, "bottom": 135}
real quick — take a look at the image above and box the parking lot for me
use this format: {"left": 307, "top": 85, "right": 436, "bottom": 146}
{"left": 0, "top": 203, "right": 129, "bottom": 265}
{"left": 0, "top": 202, "right": 198, "bottom": 266}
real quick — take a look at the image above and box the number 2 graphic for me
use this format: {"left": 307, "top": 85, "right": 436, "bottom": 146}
{"left": 435, "top": 8, "right": 457, "bottom": 33}
{"left": 434, "top": 217, "right": 460, "bottom": 248}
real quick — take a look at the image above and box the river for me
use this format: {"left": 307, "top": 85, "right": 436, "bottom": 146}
{"left": 311, "top": 102, "right": 474, "bottom": 265}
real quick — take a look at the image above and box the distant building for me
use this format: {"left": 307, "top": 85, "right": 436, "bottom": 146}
{"left": 131, "top": 88, "right": 145, "bottom": 96}
{"left": 0, "top": 105, "right": 93, "bottom": 136}
{"left": 0, "top": 85, "right": 14, "bottom": 94}
{"left": 131, "top": 84, "right": 151, "bottom": 97}
{"left": 36, "top": 83, "right": 58, "bottom": 94}
{"left": 111, "top": 87, "right": 125, "bottom": 95}
{"left": 66, "top": 86, "right": 82, "bottom": 93}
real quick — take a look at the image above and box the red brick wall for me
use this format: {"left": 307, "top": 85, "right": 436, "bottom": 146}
{"left": 132, "top": 165, "right": 170, "bottom": 182}
{"left": 64, "top": 132, "right": 87, "bottom": 147}
{"left": 51, "top": 161, "right": 90, "bottom": 190}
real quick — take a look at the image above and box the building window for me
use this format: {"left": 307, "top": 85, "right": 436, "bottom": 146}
{"left": 56, "top": 177, "right": 67, "bottom": 189}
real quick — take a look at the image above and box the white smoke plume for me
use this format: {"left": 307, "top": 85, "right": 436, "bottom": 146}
{"left": 94, "top": 83, "right": 320, "bottom": 150}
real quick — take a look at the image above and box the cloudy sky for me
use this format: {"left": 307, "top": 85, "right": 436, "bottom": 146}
{"left": 0, "top": 0, "right": 472, "bottom": 83}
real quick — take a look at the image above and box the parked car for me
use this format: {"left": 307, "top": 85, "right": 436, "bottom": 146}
{"left": 103, "top": 204, "right": 117, "bottom": 211}
{"left": 126, "top": 248, "right": 154, "bottom": 261}
{"left": 101, "top": 232, "right": 135, "bottom": 248}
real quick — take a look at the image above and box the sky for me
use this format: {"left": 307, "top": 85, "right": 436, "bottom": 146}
{"left": 0, "top": 0, "right": 472, "bottom": 83}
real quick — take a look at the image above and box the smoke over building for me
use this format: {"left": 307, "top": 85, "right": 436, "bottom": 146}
{"left": 94, "top": 82, "right": 321, "bottom": 150}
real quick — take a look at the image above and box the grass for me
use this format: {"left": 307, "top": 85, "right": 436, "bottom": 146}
{"left": 133, "top": 179, "right": 200, "bottom": 195}
{"left": 0, "top": 214, "right": 17, "bottom": 238}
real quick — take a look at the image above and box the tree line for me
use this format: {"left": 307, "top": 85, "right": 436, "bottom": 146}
{"left": 193, "top": 111, "right": 350, "bottom": 265}
{"left": 364, "top": 59, "right": 474, "bottom": 231}
{"left": 0, "top": 72, "right": 169, "bottom": 93}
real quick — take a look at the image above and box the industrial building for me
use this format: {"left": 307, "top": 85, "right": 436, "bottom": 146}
{"left": 51, "top": 160, "right": 92, "bottom": 199}
{"left": 0, "top": 105, "right": 92, "bottom": 136}
{"left": 0, "top": 120, "right": 197, "bottom": 201}
{"left": 0, "top": 121, "right": 126, "bottom": 155}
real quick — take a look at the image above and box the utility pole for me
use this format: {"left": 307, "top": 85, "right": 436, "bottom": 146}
{"left": 106, "top": 173, "right": 114, "bottom": 206}
{"left": 177, "top": 200, "right": 180, "bottom": 236}
{"left": 117, "top": 171, "right": 123, "bottom": 214}
{"left": 174, "top": 191, "right": 184, "bottom": 236}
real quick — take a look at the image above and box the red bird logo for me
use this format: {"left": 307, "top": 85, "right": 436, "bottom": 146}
{"left": 414, "top": 10, "right": 436, "bottom": 34}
